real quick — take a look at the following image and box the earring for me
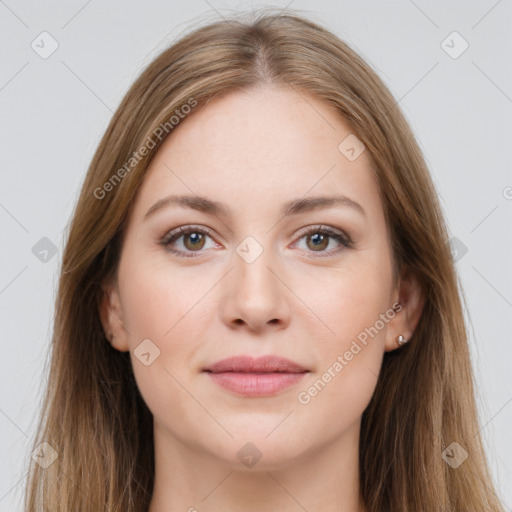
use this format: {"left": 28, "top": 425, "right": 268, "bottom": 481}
{"left": 397, "top": 335, "right": 408, "bottom": 346}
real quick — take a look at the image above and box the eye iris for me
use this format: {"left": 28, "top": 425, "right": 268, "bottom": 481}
{"left": 307, "top": 233, "right": 328, "bottom": 251}
{"left": 184, "top": 232, "right": 205, "bottom": 251}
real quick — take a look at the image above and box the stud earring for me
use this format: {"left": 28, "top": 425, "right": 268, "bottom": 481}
{"left": 397, "top": 335, "right": 408, "bottom": 346}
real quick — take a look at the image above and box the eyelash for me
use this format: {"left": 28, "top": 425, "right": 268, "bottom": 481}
{"left": 159, "top": 225, "right": 353, "bottom": 259}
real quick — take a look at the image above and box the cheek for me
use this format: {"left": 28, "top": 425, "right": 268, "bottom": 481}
{"left": 119, "top": 249, "right": 205, "bottom": 341}
{"left": 291, "top": 255, "right": 392, "bottom": 420}
{"left": 297, "top": 253, "right": 393, "bottom": 347}
{"left": 116, "top": 253, "right": 207, "bottom": 404}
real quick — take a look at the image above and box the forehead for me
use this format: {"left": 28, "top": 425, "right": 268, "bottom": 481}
{"left": 130, "top": 85, "right": 381, "bottom": 222}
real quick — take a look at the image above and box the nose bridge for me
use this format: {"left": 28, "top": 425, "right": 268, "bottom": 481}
{"left": 233, "top": 234, "right": 278, "bottom": 299}
{"left": 221, "top": 233, "right": 290, "bottom": 330}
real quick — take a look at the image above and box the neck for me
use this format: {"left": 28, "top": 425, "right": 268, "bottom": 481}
{"left": 148, "top": 420, "right": 364, "bottom": 512}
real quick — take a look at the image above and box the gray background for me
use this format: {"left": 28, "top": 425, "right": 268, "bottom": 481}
{"left": 1, "top": 0, "right": 511, "bottom": 510}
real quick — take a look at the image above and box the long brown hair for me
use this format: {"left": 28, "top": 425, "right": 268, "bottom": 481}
{"left": 23, "top": 9, "right": 503, "bottom": 511}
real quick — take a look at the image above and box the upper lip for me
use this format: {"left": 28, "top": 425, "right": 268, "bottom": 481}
{"left": 203, "top": 355, "right": 308, "bottom": 373}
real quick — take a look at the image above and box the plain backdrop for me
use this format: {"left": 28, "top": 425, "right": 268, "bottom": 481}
{"left": 1, "top": 0, "right": 511, "bottom": 510}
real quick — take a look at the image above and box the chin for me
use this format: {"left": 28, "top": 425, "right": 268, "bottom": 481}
{"left": 211, "top": 431, "right": 309, "bottom": 471}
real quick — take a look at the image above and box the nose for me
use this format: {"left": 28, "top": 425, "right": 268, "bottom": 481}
{"left": 219, "top": 243, "right": 291, "bottom": 332}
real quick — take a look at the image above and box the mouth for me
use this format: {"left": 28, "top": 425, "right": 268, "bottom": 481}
{"left": 202, "top": 355, "right": 309, "bottom": 397}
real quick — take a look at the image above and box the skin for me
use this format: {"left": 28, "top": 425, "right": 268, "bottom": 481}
{"left": 100, "top": 84, "right": 424, "bottom": 512}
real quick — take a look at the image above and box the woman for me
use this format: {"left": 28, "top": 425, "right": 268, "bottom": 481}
{"left": 23, "top": 10, "right": 503, "bottom": 512}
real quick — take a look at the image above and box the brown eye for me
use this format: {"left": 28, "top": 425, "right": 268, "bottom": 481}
{"left": 183, "top": 232, "right": 206, "bottom": 251}
{"left": 305, "top": 232, "right": 329, "bottom": 251}
{"left": 161, "top": 225, "right": 216, "bottom": 258}
{"left": 294, "top": 226, "right": 352, "bottom": 258}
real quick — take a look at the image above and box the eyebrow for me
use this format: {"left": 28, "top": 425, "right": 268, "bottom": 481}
{"left": 144, "top": 193, "right": 366, "bottom": 221}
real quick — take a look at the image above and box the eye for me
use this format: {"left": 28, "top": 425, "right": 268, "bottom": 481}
{"left": 160, "top": 225, "right": 217, "bottom": 258}
{"left": 160, "top": 224, "right": 352, "bottom": 259}
{"left": 292, "top": 225, "right": 352, "bottom": 258}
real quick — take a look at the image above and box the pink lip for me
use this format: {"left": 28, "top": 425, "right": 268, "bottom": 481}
{"left": 203, "top": 355, "right": 308, "bottom": 397}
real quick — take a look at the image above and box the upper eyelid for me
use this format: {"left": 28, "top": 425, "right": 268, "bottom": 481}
{"left": 295, "top": 224, "right": 347, "bottom": 238}
{"left": 163, "top": 225, "right": 216, "bottom": 243}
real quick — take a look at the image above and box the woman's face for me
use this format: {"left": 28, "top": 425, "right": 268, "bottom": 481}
{"left": 102, "top": 85, "right": 417, "bottom": 468}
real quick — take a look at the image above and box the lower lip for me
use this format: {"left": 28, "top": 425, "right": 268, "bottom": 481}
{"left": 206, "top": 372, "right": 307, "bottom": 397}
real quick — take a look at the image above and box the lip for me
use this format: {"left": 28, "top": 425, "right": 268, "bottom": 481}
{"left": 203, "top": 355, "right": 309, "bottom": 397}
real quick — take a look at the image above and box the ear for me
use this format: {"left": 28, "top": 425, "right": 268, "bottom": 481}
{"left": 384, "top": 266, "right": 425, "bottom": 352}
{"left": 98, "top": 276, "right": 130, "bottom": 352}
